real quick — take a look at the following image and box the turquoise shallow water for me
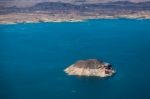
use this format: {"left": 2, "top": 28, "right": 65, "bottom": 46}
{"left": 0, "top": 19, "right": 150, "bottom": 99}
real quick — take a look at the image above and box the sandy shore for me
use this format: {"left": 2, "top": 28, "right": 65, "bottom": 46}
{"left": 0, "top": 12, "right": 150, "bottom": 24}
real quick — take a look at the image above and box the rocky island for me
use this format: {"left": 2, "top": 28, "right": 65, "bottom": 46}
{"left": 64, "top": 59, "right": 115, "bottom": 77}
{"left": 0, "top": 1, "right": 150, "bottom": 24}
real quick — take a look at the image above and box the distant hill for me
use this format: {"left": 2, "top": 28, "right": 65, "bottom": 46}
{"left": 24, "top": 1, "right": 150, "bottom": 11}
{"left": 0, "top": 1, "right": 150, "bottom": 24}
{"left": 1, "top": 1, "right": 150, "bottom": 12}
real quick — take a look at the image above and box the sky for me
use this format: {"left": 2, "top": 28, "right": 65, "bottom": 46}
{"left": 0, "top": 0, "right": 149, "bottom": 7}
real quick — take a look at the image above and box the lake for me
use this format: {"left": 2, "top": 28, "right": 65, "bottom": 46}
{"left": 0, "top": 19, "right": 150, "bottom": 99}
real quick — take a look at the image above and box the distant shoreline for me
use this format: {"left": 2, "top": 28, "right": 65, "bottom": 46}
{"left": 1, "top": 1, "right": 150, "bottom": 25}
{"left": 1, "top": 16, "right": 150, "bottom": 25}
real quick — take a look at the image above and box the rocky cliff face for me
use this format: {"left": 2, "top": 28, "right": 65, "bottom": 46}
{"left": 64, "top": 59, "right": 115, "bottom": 77}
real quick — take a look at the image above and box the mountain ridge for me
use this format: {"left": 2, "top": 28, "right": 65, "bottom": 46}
{"left": 0, "top": 1, "right": 150, "bottom": 24}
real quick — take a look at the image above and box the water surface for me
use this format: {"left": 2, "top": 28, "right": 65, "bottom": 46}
{"left": 0, "top": 19, "right": 150, "bottom": 99}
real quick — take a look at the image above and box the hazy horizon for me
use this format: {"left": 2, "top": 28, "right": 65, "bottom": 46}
{"left": 0, "top": 0, "right": 150, "bottom": 7}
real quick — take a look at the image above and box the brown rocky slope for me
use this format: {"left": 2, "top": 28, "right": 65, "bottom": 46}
{"left": 64, "top": 59, "right": 115, "bottom": 77}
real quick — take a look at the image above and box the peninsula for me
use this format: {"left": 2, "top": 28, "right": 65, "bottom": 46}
{"left": 64, "top": 59, "right": 115, "bottom": 77}
{"left": 0, "top": 1, "right": 150, "bottom": 24}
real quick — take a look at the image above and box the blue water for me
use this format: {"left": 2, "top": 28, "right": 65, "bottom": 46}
{"left": 0, "top": 19, "right": 150, "bottom": 99}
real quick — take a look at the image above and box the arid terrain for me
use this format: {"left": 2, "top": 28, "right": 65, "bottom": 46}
{"left": 0, "top": 1, "right": 150, "bottom": 24}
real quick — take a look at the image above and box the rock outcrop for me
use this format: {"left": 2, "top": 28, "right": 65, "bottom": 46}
{"left": 64, "top": 59, "right": 115, "bottom": 77}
